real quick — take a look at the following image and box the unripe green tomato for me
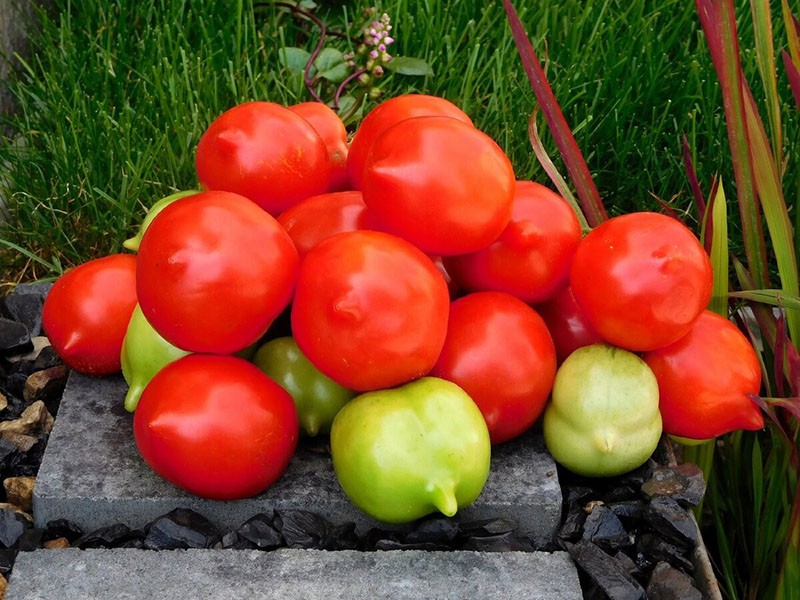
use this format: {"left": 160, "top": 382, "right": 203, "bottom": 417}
{"left": 121, "top": 304, "right": 191, "bottom": 412}
{"left": 543, "top": 343, "right": 662, "bottom": 477}
{"left": 123, "top": 190, "right": 199, "bottom": 252}
{"left": 252, "top": 337, "right": 355, "bottom": 436}
{"left": 331, "top": 377, "right": 491, "bottom": 524}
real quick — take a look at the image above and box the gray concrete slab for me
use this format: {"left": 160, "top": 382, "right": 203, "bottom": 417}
{"left": 34, "top": 372, "right": 562, "bottom": 546}
{"left": 6, "top": 547, "right": 582, "bottom": 600}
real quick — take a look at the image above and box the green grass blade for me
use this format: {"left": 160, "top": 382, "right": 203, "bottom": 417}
{"left": 729, "top": 290, "right": 800, "bottom": 311}
{"left": 782, "top": 0, "right": 800, "bottom": 69}
{"left": 743, "top": 88, "right": 800, "bottom": 344}
{"left": 749, "top": 0, "right": 783, "bottom": 166}
{"left": 702, "top": 181, "right": 730, "bottom": 317}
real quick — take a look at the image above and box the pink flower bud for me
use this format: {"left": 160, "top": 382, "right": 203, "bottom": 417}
{"left": 384, "top": 37, "right": 394, "bottom": 45}
{"left": 369, "top": 49, "right": 379, "bottom": 59}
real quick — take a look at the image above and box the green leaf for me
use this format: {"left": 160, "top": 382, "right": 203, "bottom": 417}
{"left": 728, "top": 289, "right": 800, "bottom": 311}
{"left": 278, "top": 47, "right": 311, "bottom": 72}
{"left": 702, "top": 181, "right": 729, "bottom": 317}
{"left": 385, "top": 56, "right": 433, "bottom": 77}
{"left": 314, "top": 48, "right": 349, "bottom": 83}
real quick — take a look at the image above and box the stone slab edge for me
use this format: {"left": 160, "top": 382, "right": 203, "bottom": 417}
{"left": 6, "top": 547, "right": 582, "bottom": 600}
{"left": 34, "top": 372, "right": 562, "bottom": 546}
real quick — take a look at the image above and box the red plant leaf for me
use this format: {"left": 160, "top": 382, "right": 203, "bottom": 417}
{"left": 682, "top": 133, "right": 707, "bottom": 220}
{"left": 782, "top": 50, "right": 800, "bottom": 111}
{"left": 501, "top": 0, "right": 607, "bottom": 227}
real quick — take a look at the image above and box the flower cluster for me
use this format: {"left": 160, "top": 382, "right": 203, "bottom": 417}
{"left": 344, "top": 8, "right": 394, "bottom": 88}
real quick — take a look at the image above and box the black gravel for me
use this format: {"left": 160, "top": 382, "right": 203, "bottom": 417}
{"left": 0, "top": 283, "right": 707, "bottom": 598}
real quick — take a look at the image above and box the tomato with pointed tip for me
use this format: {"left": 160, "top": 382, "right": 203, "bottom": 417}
{"left": 347, "top": 94, "right": 473, "bottom": 190}
{"left": 331, "top": 377, "right": 490, "bottom": 523}
{"left": 134, "top": 354, "right": 299, "bottom": 500}
{"left": 43, "top": 254, "right": 137, "bottom": 376}
{"left": 643, "top": 310, "right": 764, "bottom": 439}
{"left": 431, "top": 292, "right": 557, "bottom": 444}
{"left": 570, "top": 212, "right": 713, "bottom": 351}
{"left": 195, "top": 101, "right": 331, "bottom": 215}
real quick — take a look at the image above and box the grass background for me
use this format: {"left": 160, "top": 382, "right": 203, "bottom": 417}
{"left": 3, "top": 0, "right": 787, "bottom": 284}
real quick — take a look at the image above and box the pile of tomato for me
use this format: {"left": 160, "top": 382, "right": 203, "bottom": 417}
{"left": 41, "top": 94, "right": 765, "bottom": 523}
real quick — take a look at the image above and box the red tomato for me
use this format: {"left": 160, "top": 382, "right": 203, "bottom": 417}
{"left": 536, "top": 285, "right": 604, "bottom": 364}
{"left": 277, "top": 191, "right": 372, "bottom": 259}
{"left": 644, "top": 310, "right": 764, "bottom": 439}
{"left": 570, "top": 212, "right": 713, "bottom": 351}
{"left": 133, "top": 354, "right": 299, "bottom": 500}
{"left": 291, "top": 230, "right": 450, "bottom": 392}
{"left": 445, "top": 181, "right": 582, "bottom": 303}
{"left": 195, "top": 101, "right": 331, "bottom": 215}
{"left": 136, "top": 191, "right": 299, "bottom": 354}
{"left": 347, "top": 94, "right": 473, "bottom": 189}
{"left": 42, "top": 254, "right": 137, "bottom": 375}
{"left": 431, "top": 292, "right": 556, "bottom": 444}
{"left": 361, "top": 116, "right": 515, "bottom": 256}
{"left": 288, "top": 102, "right": 350, "bottom": 192}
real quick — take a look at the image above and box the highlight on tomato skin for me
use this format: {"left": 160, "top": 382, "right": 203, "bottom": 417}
{"left": 133, "top": 354, "right": 299, "bottom": 501}
{"left": 361, "top": 115, "right": 515, "bottom": 256}
{"left": 290, "top": 229, "right": 451, "bottom": 392}
{"left": 643, "top": 310, "right": 764, "bottom": 440}
{"left": 42, "top": 253, "right": 138, "bottom": 376}
{"left": 569, "top": 211, "right": 714, "bottom": 352}
{"left": 346, "top": 93, "right": 474, "bottom": 190}
{"left": 430, "top": 291, "right": 557, "bottom": 445}
{"left": 195, "top": 101, "right": 332, "bottom": 216}
{"left": 135, "top": 190, "right": 299, "bottom": 355}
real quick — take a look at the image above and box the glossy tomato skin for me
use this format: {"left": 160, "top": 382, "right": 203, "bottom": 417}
{"left": 570, "top": 212, "right": 713, "bottom": 352}
{"left": 536, "top": 285, "right": 604, "bottom": 364}
{"left": 362, "top": 116, "right": 515, "bottom": 256}
{"left": 136, "top": 191, "right": 299, "bottom": 354}
{"left": 445, "top": 181, "right": 582, "bottom": 303}
{"left": 347, "top": 94, "right": 473, "bottom": 190}
{"left": 288, "top": 102, "right": 350, "bottom": 192}
{"left": 277, "top": 191, "right": 372, "bottom": 259}
{"left": 430, "top": 292, "right": 557, "bottom": 444}
{"left": 291, "top": 230, "right": 450, "bottom": 392}
{"left": 133, "top": 354, "right": 299, "bottom": 500}
{"left": 195, "top": 101, "right": 331, "bottom": 215}
{"left": 42, "top": 254, "right": 137, "bottom": 375}
{"left": 643, "top": 310, "right": 764, "bottom": 439}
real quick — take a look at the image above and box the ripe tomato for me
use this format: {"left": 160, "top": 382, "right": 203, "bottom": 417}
{"left": 536, "top": 285, "right": 604, "bottom": 364}
{"left": 288, "top": 102, "right": 350, "bottom": 192}
{"left": 570, "top": 212, "right": 713, "bottom": 351}
{"left": 195, "top": 101, "right": 331, "bottom": 215}
{"left": 136, "top": 191, "right": 299, "bottom": 354}
{"left": 42, "top": 254, "right": 137, "bottom": 375}
{"left": 361, "top": 116, "right": 515, "bottom": 256}
{"left": 291, "top": 230, "right": 450, "bottom": 392}
{"left": 643, "top": 310, "right": 764, "bottom": 439}
{"left": 347, "top": 94, "right": 473, "bottom": 189}
{"left": 277, "top": 191, "right": 372, "bottom": 259}
{"left": 445, "top": 181, "right": 582, "bottom": 303}
{"left": 133, "top": 354, "right": 299, "bottom": 500}
{"left": 430, "top": 292, "right": 557, "bottom": 444}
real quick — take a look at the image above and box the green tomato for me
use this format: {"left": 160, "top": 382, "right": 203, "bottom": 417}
{"left": 330, "top": 376, "right": 491, "bottom": 524}
{"left": 252, "top": 337, "right": 355, "bottom": 436}
{"left": 122, "top": 190, "right": 199, "bottom": 252}
{"left": 543, "top": 343, "right": 662, "bottom": 477}
{"left": 121, "top": 304, "right": 191, "bottom": 412}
